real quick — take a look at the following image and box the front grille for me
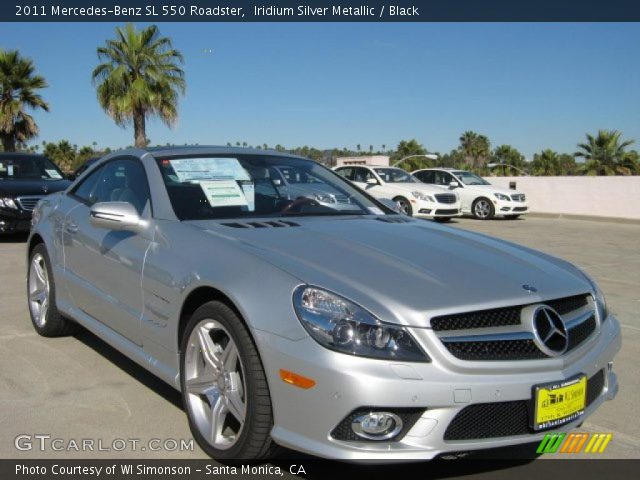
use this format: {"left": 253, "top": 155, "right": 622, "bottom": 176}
{"left": 16, "top": 196, "right": 42, "bottom": 212}
{"left": 331, "top": 407, "right": 424, "bottom": 441}
{"left": 444, "top": 370, "right": 606, "bottom": 441}
{"left": 443, "top": 338, "right": 547, "bottom": 361}
{"left": 435, "top": 193, "right": 457, "bottom": 204}
{"left": 431, "top": 306, "right": 521, "bottom": 332}
{"left": 511, "top": 194, "right": 526, "bottom": 202}
{"left": 432, "top": 294, "right": 595, "bottom": 361}
{"left": 435, "top": 209, "right": 459, "bottom": 215}
{"left": 567, "top": 315, "right": 597, "bottom": 351}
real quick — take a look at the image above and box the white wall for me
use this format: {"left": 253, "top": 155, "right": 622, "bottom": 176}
{"left": 335, "top": 155, "right": 390, "bottom": 167}
{"left": 486, "top": 176, "right": 640, "bottom": 220}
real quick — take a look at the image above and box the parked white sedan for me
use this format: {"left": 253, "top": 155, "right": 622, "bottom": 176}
{"left": 412, "top": 168, "right": 529, "bottom": 220}
{"left": 334, "top": 165, "right": 461, "bottom": 221}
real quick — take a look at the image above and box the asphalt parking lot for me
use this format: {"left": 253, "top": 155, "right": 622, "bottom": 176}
{"left": 0, "top": 216, "right": 638, "bottom": 468}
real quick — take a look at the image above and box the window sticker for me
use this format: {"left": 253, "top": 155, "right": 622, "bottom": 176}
{"left": 0, "top": 163, "right": 5, "bottom": 172}
{"left": 199, "top": 180, "right": 248, "bottom": 208}
{"left": 169, "top": 157, "right": 250, "bottom": 183}
{"left": 238, "top": 180, "right": 255, "bottom": 211}
{"left": 7, "top": 165, "right": 14, "bottom": 176}
{"left": 45, "top": 169, "right": 63, "bottom": 179}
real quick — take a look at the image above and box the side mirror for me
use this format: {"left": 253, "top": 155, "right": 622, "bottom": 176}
{"left": 90, "top": 202, "right": 146, "bottom": 233}
{"left": 449, "top": 181, "right": 460, "bottom": 189}
{"left": 366, "top": 178, "right": 378, "bottom": 185}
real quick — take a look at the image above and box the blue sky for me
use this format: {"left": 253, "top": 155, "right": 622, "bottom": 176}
{"left": 3, "top": 22, "right": 639, "bottom": 158}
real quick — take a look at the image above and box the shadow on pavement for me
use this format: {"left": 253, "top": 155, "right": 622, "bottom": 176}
{"left": 72, "top": 327, "right": 183, "bottom": 410}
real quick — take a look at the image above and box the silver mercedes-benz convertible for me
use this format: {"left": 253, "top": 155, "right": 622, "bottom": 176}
{"left": 26, "top": 146, "right": 620, "bottom": 461}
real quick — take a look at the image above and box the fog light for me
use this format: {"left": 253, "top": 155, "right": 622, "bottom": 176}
{"left": 351, "top": 412, "right": 403, "bottom": 440}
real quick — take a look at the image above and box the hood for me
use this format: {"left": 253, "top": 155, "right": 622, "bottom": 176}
{"left": 384, "top": 182, "right": 451, "bottom": 194}
{"left": 191, "top": 217, "right": 590, "bottom": 327}
{"left": 0, "top": 178, "right": 71, "bottom": 197}
{"left": 464, "top": 184, "right": 522, "bottom": 196}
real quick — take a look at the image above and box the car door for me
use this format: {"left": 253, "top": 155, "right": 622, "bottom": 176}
{"left": 62, "top": 157, "right": 153, "bottom": 345}
{"left": 351, "top": 167, "right": 381, "bottom": 196}
{"left": 414, "top": 170, "right": 435, "bottom": 184}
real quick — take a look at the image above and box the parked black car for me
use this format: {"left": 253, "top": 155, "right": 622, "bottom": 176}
{"left": 0, "top": 153, "right": 71, "bottom": 234}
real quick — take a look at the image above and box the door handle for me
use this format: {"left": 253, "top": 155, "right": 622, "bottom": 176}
{"left": 65, "top": 222, "right": 78, "bottom": 234}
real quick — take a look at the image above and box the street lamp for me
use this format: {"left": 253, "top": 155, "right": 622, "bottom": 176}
{"left": 391, "top": 153, "right": 439, "bottom": 168}
{"left": 487, "top": 163, "right": 529, "bottom": 176}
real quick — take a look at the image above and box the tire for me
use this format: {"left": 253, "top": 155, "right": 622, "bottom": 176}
{"left": 27, "top": 244, "right": 79, "bottom": 337}
{"left": 393, "top": 196, "right": 413, "bottom": 216}
{"left": 472, "top": 198, "right": 495, "bottom": 220}
{"left": 180, "top": 301, "right": 279, "bottom": 460}
{"left": 505, "top": 215, "right": 520, "bottom": 220}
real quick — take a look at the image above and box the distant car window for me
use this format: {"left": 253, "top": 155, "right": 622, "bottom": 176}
{"left": 453, "top": 171, "right": 490, "bottom": 186}
{"left": 353, "top": 167, "right": 376, "bottom": 183}
{"left": 433, "top": 171, "right": 453, "bottom": 186}
{"left": 0, "top": 156, "right": 64, "bottom": 180}
{"left": 335, "top": 167, "right": 354, "bottom": 180}
{"left": 373, "top": 168, "right": 416, "bottom": 183}
{"left": 415, "top": 170, "right": 434, "bottom": 183}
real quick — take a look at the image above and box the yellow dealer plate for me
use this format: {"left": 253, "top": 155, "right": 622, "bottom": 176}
{"left": 533, "top": 375, "right": 587, "bottom": 430}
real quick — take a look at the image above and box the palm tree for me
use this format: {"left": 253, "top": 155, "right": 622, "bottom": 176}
{"left": 0, "top": 49, "right": 49, "bottom": 151}
{"left": 459, "top": 131, "right": 490, "bottom": 168}
{"left": 531, "top": 149, "right": 560, "bottom": 176}
{"left": 575, "top": 130, "right": 635, "bottom": 175}
{"left": 92, "top": 24, "right": 185, "bottom": 148}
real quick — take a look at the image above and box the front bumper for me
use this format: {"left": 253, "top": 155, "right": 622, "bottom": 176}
{"left": 0, "top": 209, "right": 32, "bottom": 233}
{"left": 412, "top": 199, "right": 462, "bottom": 218}
{"left": 256, "top": 314, "right": 621, "bottom": 461}
{"left": 493, "top": 199, "right": 529, "bottom": 216}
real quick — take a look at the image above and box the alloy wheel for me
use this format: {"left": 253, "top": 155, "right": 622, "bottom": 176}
{"left": 184, "top": 320, "right": 247, "bottom": 450}
{"left": 474, "top": 199, "right": 492, "bottom": 219}
{"left": 395, "top": 198, "right": 411, "bottom": 215}
{"left": 28, "top": 253, "right": 50, "bottom": 327}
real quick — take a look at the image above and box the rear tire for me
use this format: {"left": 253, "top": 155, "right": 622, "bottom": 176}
{"left": 180, "top": 301, "right": 280, "bottom": 460}
{"left": 472, "top": 198, "right": 495, "bottom": 220}
{"left": 27, "top": 244, "right": 79, "bottom": 337}
{"left": 393, "top": 196, "right": 413, "bottom": 216}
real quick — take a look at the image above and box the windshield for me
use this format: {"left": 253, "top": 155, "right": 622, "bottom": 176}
{"left": 373, "top": 168, "right": 417, "bottom": 183}
{"left": 0, "top": 156, "right": 64, "bottom": 180}
{"left": 156, "top": 155, "right": 388, "bottom": 220}
{"left": 453, "top": 171, "right": 490, "bottom": 186}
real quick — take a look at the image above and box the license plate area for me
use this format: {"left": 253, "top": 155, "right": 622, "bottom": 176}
{"left": 532, "top": 375, "right": 587, "bottom": 431}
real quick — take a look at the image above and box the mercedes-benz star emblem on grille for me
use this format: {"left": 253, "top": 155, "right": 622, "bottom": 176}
{"left": 532, "top": 306, "right": 569, "bottom": 356}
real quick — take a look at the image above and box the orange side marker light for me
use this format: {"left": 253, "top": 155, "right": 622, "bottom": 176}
{"left": 279, "top": 369, "right": 316, "bottom": 389}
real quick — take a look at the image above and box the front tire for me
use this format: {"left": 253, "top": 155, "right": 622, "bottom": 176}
{"left": 180, "top": 301, "right": 279, "bottom": 460}
{"left": 472, "top": 198, "right": 495, "bottom": 220}
{"left": 393, "top": 196, "right": 413, "bottom": 216}
{"left": 27, "top": 244, "right": 78, "bottom": 337}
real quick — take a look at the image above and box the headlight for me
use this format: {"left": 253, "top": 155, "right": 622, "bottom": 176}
{"left": 1, "top": 197, "right": 18, "bottom": 209}
{"left": 293, "top": 286, "right": 429, "bottom": 362}
{"left": 412, "top": 191, "right": 434, "bottom": 202}
{"left": 494, "top": 193, "right": 510, "bottom": 201}
{"left": 314, "top": 193, "right": 336, "bottom": 204}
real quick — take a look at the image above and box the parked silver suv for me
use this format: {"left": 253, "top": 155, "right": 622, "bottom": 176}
{"left": 27, "top": 147, "right": 620, "bottom": 461}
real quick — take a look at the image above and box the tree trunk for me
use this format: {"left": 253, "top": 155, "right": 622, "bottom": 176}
{"left": 1, "top": 134, "right": 16, "bottom": 152}
{"left": 133, "top": 107, "right": 147, "bottom": 148}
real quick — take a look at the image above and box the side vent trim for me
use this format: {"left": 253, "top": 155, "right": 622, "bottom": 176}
{"left": 221, "top": 220, "right": 301, "bottom": 229}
